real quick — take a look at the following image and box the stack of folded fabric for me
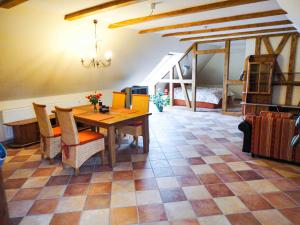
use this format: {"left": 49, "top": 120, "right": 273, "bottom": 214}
{"left": 245, "top": 111, "right": 299, "bottom": 162}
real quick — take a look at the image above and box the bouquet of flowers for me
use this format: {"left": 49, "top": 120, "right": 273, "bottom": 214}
{"left": 86, "top": 92, "right": 102, "bottom": 105}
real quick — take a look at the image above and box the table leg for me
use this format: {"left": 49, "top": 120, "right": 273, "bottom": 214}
{"left": 107, "top": 126, "right": 116, "bottom": 167}
{"left": 0, "top": 169, "right": 10, "bottom": 225}
{"left": 142, "top": 116, "right": 149, "bottom": 153}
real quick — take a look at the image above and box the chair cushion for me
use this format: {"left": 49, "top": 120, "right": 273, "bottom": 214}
{"left": 52, "top": 127, "right": 62, "bottom": 137}
{"left": 78, "top": 131, "right": 104, "bottom": 145}
{"left": 128, "top": 121, "right": 143, "bottom": 126}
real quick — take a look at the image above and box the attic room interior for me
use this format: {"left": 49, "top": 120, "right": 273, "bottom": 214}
{"left": 1, "top": 0, "right": 300, "bottom": 224}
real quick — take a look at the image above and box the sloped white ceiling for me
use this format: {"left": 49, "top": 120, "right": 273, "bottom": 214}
{"left": 276, "top": 0, "right": 300, "bottom": 32}
{"left": 0, "top": 2, "right": 189, "bottom": 100}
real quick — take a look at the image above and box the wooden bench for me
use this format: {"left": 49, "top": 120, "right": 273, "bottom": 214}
{"left": 4, "top": 114, "right": 91, "bottom": 148}
{"left": 4, "top": 115, "right": 56, "bottom": 148}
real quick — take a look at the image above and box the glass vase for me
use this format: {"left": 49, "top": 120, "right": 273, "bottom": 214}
{"left": 93, "top": 104, "right": 97, "bottom": 112}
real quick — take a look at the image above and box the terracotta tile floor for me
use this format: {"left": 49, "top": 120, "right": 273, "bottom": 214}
{"left": 3, "top": 108, "right": 300, "bottom": 224}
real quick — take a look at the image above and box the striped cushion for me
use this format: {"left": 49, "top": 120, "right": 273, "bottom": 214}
{"left": 245, "top": 112, "right": 296, "bottom": 162}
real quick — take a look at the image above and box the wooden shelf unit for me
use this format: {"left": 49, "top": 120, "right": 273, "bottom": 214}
{"left": 243, "top": 54, "right": 277, "bottom": 114}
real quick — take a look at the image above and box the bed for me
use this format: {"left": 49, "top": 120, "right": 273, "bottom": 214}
{"left": 173, "top": 86, "right": 235, "bottom": 109}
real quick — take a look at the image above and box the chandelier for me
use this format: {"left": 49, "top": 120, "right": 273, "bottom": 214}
{"left": 81, "top": 19, "right": 112, "bottom": 68}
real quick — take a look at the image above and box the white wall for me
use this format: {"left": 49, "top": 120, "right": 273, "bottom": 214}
{"left": 197, "top": 54, "right": 224, "bottom": 86}
{"left": 196, "top": 44, "right": 246, "bottom": 98}
{"left": 245, "top": 38, "right": 256, "bottom": 57}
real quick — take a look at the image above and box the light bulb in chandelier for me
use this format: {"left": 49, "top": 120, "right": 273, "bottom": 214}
{"left": 80, "top": 19, "right": 112, "bottom": 68}
{"left": 104, "top": 51, "right": 112, "bottom": 61}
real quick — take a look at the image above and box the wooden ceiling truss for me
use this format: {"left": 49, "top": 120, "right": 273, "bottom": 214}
{"left": 180, "top": 27, "right": 296, "bottom": 42}
{"left": 162, "top": 20, "right": 292, "bottom": 37}
{"left": 61, "top": 0, "right": 298, "bottom": 47}
{"left": 62, "top": 0, "right": 300, "bottom": 113}
{"left": 64, "top": 0, "right": 147, "bottom": 21}
{"left": 155, "top": 32, "right": 299, "bottom": 113}
{"left": 139, "top": 9, "right": 287, "bottom": 34}
{"left": 108, "top": 0, "right": 268, "bottom": 28}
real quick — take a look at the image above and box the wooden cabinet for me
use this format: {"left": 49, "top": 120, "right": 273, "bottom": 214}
{"left": 242, "top": 54, "right": 277, "bottom": 115}
{"left": 247, "top": 62, "right": 273, "bottom": 94}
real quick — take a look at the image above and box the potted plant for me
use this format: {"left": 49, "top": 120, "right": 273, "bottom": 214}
{"left": 86, "top": 92, "right": 102, "bottom": 112}
{"left": 151, "top": 91, "right": 170, "bottom": 112}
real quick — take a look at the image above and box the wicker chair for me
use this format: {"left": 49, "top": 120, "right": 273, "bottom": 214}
{"left": 112, "top": 91, "right": 126, "bottom": 109}
{"left": 119, "top": 94, "right": 150, "bottom": 146}
{"left": 33, "top": 103, "right": 61, "bottom": 164}
{"left": 55, "top": 106, "right": 105, "bottom": 175}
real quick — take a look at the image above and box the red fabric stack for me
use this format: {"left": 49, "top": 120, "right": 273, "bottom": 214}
{"left": 245, "top": 111, "right": 298, "bottom": 162}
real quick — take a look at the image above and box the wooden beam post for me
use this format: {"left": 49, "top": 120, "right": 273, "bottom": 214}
{"left": 255, "top": 37, "right": 261, "bottom": 55}
{"left": 192, "top": 44, "right": 197, "bottom": 112}
{"left": 222, "top": 40, "right": 231, "bottom": 112}
{"left": 242, "top": 56, "right": 251, "bottom": 115}
{"left": 169, "top": 68, "right": 174, "bottom": 107}
{"left": 275, "top": 34, "right": 290, "bottom": 54}
{"left": 176, "top": 64, "right": 191, "bottom": 108}
{"left": 262, "top": 37, "right": 274, "bottom": 54}
{"left": 195, "top": 48, "right": 226, "bottom": 54}
{"left": 285, "top": 34, "right": 298, "bottom": 105}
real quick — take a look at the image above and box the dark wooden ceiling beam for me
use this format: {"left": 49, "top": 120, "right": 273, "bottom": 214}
{"left": 162, "top": 20, "right": 292, "bottom": 37}
{"left": 139, "top": 9, "right": 287, "bottom": 34}
{"left": 109, "top": 0, "right": 267, "bottom": 29}
{"left": 180, "top": 27, "right": 296, "bottom": 42}
{"left": 196, "top": 32, "right": 299, "bottom": 44}
{"left": 64, "top": 0, "right": 146, "bottom": 21}
{"left": 0, "top": 0, "right": 28, "bottom": 8}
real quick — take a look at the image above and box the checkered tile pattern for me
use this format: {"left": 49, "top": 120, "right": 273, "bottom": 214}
{"left": 3, "top": 107, "right": 300, "bottom": 225}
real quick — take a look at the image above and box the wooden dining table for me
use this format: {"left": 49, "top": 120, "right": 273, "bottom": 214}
{"left": 53, "top": 105, "right": 151, "bottom": 167}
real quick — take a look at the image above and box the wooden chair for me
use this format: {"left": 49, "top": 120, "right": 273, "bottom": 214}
{"left": 33, "top": 103, "right": 61, "bottom": 164}
{"left": 119, "top": 94, "right": 150, "bottom": 146}
{"left": 99, "top": 92, "right": 126, "bottom": 137}
{"left": 99, "top": 91, "right": 126, "bottom": 133}
{"left": 55, "top": 106, "right": 105, "bottom": 175}
{"left": 112, "top": 92, "right": 126, "bottom": 109}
